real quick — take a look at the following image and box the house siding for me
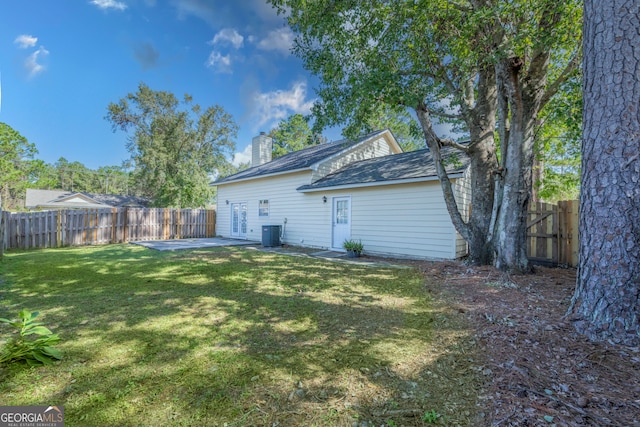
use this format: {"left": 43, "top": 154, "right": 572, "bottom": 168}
{"left": 217, "top": 174, "right": 462, "bottom": 260}
{"left": 311, "top": 135, "right": 398, "bottom": 183}
{"left": 216, "top": 171, "right": 334, "bottom": 249}
{"left": 345, "top": 181, "right": 457, "bottom": 259}
{"left": 215, "top": 132, "right": 470, "bottom": 261}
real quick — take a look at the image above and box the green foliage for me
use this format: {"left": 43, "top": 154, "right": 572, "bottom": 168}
{"left": 31, "top": 157, "right": 134, "bottom": 196}
{"left": 340, "top": 104, "right": 425, "bottom": 152}
{"left": 422, "top": 409, "right": 443, "bottom": 424}
{"left": 0, "top": 310, "right": 62, "bottom": 366}
{"left": 535, "top": 75, "right": 582, "bottom": 202}
{"left": 106, "top": 83, "right": 238, "bottom": 208}
{"left": 0, "top": 122, "right": 41, "bottom": 210}
{"left": 343, "top": 239, "right": 364, "bottom": 254}
{"left": 269, "top": 114, "right": 323, "bottom": 158}
{"left": 271, "top": 0, "right": 581, "bottom": 140}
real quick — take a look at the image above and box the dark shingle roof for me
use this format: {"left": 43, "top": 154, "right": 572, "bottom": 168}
{"left": 297, "top": 145, "right": 469, "bottom": 191}
{"left": 213, "top": 130, "right": 388, "bottom": 185}
{"left": 25, "top": 189, "right": 150, "bottom": 209}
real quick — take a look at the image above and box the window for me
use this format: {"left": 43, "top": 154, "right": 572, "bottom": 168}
{"left": 259, "top": 199, "right": 269, "bottom": 217}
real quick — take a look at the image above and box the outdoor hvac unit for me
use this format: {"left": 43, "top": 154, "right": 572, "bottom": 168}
{"left": 262, "top": 225, "right": 281, "bottom": 247}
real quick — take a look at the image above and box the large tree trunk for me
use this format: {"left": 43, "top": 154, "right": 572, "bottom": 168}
{"left": 415, "top": 65, "right": 498, "bottom": 266}
{"left": 466, "top": 64, "right": 499, "bottom": 265}
{"left": 492, "top": 56, "right": 542, "bottom": 273}
{"left": 567, "top": 0, "right": 640, "bottom": 346}
{"left": 466, "top": 134, "right": 497, "bottom": 264}
{"left": 493, "top": 124, "right": 536, "bottom": 273}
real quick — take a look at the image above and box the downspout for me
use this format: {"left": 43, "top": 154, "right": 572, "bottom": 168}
{"left": 281, "top": 217, "right": 287, "bottom": 243}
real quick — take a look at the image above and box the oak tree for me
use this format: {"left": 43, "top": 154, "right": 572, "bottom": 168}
{"left": 106, "top": 83, "right": 237, "bottom": 207}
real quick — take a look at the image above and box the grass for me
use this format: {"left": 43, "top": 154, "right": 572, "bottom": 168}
{"left": 0, "top": 244, "right": 483, "bottom": 426}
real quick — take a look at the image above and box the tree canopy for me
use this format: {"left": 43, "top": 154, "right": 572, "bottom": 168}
{"left": 271, "top": 0, "right": 582, "bottom": 271}
{"left": 0, "top": 122, "right": 42, "bottom": 210}
{"left": 106, "top": 83, "right": 237, "bottom": 208}
{"left": 269, "top": 114, "right": 321, "bottom": 158}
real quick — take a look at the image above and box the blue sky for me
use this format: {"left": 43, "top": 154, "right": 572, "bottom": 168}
{"left": 0, "top": 0, "right": 329, "bottom": 169}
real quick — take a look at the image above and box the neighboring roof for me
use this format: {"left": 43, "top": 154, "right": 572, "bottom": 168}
{"left": 213, "top": 130, "right": 391, "bottom": 185}
{"left": 25, "top": 189, "right": 151, "bottom": 209}
{"left": 297, "top": 145, "right": 470, "bottom": 192}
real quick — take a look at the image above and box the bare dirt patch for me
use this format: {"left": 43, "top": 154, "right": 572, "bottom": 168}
{"left": 411, "top": 260, "right": 640, "bottom": 427}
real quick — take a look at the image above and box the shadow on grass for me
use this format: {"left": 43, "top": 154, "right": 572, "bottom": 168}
{"left": 0, "top": 245, "right": 482, "bottom": 426}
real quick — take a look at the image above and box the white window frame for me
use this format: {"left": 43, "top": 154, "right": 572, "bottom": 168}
{"left": 258, "top": 199, "right": 270, "bottom": 217}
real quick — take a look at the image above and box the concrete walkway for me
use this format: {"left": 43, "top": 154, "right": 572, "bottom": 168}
{"left": 134, "top": 237, "right": 409, "bottom": 268}
{"left": 132, "top": 237, "right": 258, "bottom": 251}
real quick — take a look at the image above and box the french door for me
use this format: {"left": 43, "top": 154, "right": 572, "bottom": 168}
{"left": 230, "top": 202, "right": 247, "bottom": 238}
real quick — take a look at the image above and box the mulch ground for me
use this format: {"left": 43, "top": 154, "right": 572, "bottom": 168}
{"left": 413, "top": 260, "right": 640, "bottom": 427}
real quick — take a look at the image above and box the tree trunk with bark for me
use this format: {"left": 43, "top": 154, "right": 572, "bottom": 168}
{"left": 567, "top": 0, "right": 640, "bottom": 346}
{"left": 415, "top": 65, "right": 498, "bottom": 266}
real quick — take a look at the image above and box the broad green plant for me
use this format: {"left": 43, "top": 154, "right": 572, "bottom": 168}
{"left": 422, "top": 409, "right": 443, "bottom": 424}
{"left": 0, "top": 310, "right": 62, "bottom": 366}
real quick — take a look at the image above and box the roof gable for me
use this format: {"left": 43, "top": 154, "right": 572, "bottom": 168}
{"left": 213, "top": 130, "right": 396, "bottom": 185}
{"left": 25, "top": 189, "right": 151, "bottom": 209}
{"left": 297, "top": 145, "right": 470, "bottom": 191}
{"left": 56, "top": 193, "right": 102, "bottom": 205}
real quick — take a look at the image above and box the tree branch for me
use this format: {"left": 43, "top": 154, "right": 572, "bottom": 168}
{"left": 430, "top": 110, "right": 463, "bottom": 121}
{"left": 415, "top": 103, "right": 471, "bottom": 242}
{"left": 540, "top": 51, "right": 581, "bottom": 108}
{"left": 440, "top": 138, "right": 471, "bottom": 153}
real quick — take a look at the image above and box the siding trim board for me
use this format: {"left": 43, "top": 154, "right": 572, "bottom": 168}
{"left": 215, "top": 167, "right": 309, "bottom": 186}
{"left": 297, "top": 173, "right": 464, "bottom": 193}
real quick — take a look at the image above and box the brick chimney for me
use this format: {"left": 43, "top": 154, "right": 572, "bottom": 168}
{"left": 252, "top": 132, "right": 273, "bottom": 166}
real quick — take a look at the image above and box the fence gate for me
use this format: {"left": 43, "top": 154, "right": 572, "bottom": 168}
{"left": 527, "top": 201, "right": 558, "bottom": 266}
{"left": 526, "top": 200, "right": 579, "bottom": 267}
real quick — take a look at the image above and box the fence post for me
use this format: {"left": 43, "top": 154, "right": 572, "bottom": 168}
{"left": 123, "top": 208, "right": 129, "bottom": 243}
{"left": 558, "top": 200, "right": 580, "bottom": 267}
{"left": 176, "top": 209, "right": 181, "bottom": 239}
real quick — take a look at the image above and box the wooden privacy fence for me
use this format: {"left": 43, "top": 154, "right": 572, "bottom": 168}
{"left": 527, "top": 200, "right": 579, "bottom": 267}
{"left": 1, "top": 208, "right": 216, "bottom": 250}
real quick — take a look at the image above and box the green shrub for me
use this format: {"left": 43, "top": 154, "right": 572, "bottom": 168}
{"left": 343, "top": 239, "right": 364, "bottom": 254}
{"left": 0, "top": 310, "right": 62, "bottom": 366}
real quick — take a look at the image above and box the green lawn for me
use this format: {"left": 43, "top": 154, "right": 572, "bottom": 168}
{"left": 0, "top": 245, "right": 482, "bottom": 426}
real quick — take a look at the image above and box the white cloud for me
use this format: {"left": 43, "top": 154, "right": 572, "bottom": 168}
{"left": 252, "top": 81, "right": 314, "bottom": 130}
{"left": 211, "top": 29, "right": 244, "bottom": 49}
{"left": 25, "top": 46, "right": 50, "bottom": 78}
{"left": 171, "top": 0, "right": 217, "bottom": 26}
{"left": 90, "top": 0, "right": 127, "bottom": 10}
{"left": 205, "top": 51, "right": 232, "bottom": 73}
{"left": 257, "top": 27, "right": 294, "bottom": 55}
{"left": 232, "top": 144, "right": 252, "bottom": 167}
{"left": 14, "top": 35, "right": 38, "bottom": 49}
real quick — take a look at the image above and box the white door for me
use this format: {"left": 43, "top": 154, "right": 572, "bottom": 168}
{"left": 332, "top": 196, "right": 351, "bottom": 250}
{"left": 230, "top": 202, "right": 247, "bottom": 238}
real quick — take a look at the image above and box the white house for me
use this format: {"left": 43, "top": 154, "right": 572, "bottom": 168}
{"left": 212, "top": 129, "right": 471, "bottom": 260}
